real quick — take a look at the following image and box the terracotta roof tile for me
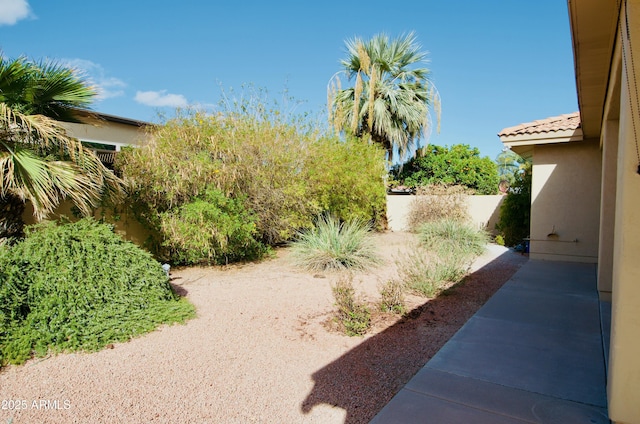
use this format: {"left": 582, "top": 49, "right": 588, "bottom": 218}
{"left": 498, "top": 112, "right": 581, "bottom": 137}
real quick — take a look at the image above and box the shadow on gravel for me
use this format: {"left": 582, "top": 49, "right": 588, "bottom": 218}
{"left": 300, "top": 249, "right": 527, "bottom": 424}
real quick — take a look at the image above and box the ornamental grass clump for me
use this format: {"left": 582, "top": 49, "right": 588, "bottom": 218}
{"left": 290, "top": 215, "right": 381, "bottom": 272}
{"left": 399, "top": 219, "right": 488, "bottom": 297}
{"left": 419, "top": 218, "right": 488, "bottom": 260}
{"left": 0, "top": 218, "right": 195, "bottom": 366}
{"left": 398, "top": 247, "right": 468, "bottom": 298}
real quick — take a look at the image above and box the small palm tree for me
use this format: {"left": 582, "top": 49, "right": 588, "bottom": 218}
{"left": 328, "top": 32, "right": 440, "bottom": 162}
{"left": 0, "top": 56, "right": 122, "bottom": 238}
{"left": 495, "top": 148, "right": 527, "bottom": 187}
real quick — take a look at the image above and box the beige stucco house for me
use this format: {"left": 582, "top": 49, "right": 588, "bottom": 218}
{"left": 21, "top": 110, "right": 153, "bottom": 244}
{"left": 500, "top": 1, "right": 640, "bottom": 422}
{"left": 61, "top": 110, "right": 152, "bottom": 165}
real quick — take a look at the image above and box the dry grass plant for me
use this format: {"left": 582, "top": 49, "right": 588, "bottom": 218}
{"left": 406, "top": 185, "right": 472, "bottom": 232}
{"left": 332, "top": 275, "right": 371, "bottom": 336}
{"left": 378, "top": 279, "right": 406, "bottom": 314}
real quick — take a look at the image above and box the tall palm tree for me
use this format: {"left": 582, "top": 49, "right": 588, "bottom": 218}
{"left": 328, "top": 32, "right": 440, "bottom": 162}
{"left": 0, "top": 56, "right": 122, "bottom": 238}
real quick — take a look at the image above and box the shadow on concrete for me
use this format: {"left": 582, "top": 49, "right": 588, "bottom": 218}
{"left": 300, "top": 249, "right": 527, "bottom": 424}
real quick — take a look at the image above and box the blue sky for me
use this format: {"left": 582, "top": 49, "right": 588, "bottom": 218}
{"left": 0, "top": 0, "right": 578, "bottom": 160}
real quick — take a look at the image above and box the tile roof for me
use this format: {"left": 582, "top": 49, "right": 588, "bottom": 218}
{"left": 498, "top": 112, "right": 581, "bottom": 137}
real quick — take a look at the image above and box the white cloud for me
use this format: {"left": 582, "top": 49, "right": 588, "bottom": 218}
{"left": 0, "top": 0, "right": 32, "bottom": 26}
{"left": 135, "top": 90, "right": 188, "bottom": 108}
{"left": 62, "top": 58, "right": 126, "bottom": 100}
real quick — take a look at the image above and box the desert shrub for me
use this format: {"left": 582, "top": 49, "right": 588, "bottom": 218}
{"left": 497, "top": 162, "right": 532, "bottom": 246}
{"left": 159, "top": 188, "right": 267, "bottom": 265}
{"left": 419, "top": 219, "right": 488, "bottom": 259}
{"left": 306, "top": 136, "right": 388, "bottom": 229}
{"left": 332, "top": 276, "right": 371, "bottom": 336}
{"left": 406, "top": 185, "right": 470, "bottom": 231}
{"left": 391, "top": 144, "right": 499, "bottom": 195}
{"left": 379, "top": 279, "right": 406, "bottom": 314}
{"left": 0, "top": 218, "right": 195, "bottom": 366}
{"left": 398, "top": 220, "right": 488, "bottom": 297}
{"left": 290, "top": 215, "right": 381, "bottom": 272}
{"left": 116, "top": 98, "right": 386, "bottom": 263}
{"left": 398, "top": 248, "right": 468, "bottom": 297}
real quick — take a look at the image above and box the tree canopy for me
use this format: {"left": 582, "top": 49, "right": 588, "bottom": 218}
{"left": 391, "top": 144, "right": 499, "bottom": 195}
{"left": 328, "top": 32, "right": 440, "bottom": 162}
{"left": 0, "top": 56, "right": 122, "bottom": 237}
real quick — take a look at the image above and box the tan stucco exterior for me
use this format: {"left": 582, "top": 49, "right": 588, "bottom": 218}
{"left": 500, "top": 122, "right": 601, "bottom": 263}
{"left": 529, "top": 140, "right": 602, "bottom": 263}
{"left": 60, "top": 112, "right": 152, "bottom": 150}
{"left": 20, "top": 112, "right": 154, "bottom": 246}
{"left": 386, "top": 195, "right": 504, "bottom": 233}
{"left": 22, "top": 200, "right": 151, "bottom": 248}
{"left": 605, "top": 3, "right": 640, "bottom": 419}
{"left": 501, "top": 1, "right": 640, "bottom": 422}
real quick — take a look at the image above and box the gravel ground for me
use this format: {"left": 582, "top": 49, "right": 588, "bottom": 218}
{"left": 0, "top": 232, "right": 526, "bottom": 424}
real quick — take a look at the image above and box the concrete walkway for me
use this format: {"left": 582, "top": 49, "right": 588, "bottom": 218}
{"left": 371, "top": 260, "right": 610, "bottom": 424}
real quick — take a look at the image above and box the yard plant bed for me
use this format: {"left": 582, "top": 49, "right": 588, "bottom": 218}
{"left": 0, "top": 232, "right": 525, "bottom": 424}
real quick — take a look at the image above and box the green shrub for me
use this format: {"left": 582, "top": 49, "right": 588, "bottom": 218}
{"left": 290, "top": 215, "right": 381, "bottom": 272}
{"left": 306, "top": 136, "right": 388, "bottom": 230}
{"left": 497, "top": 162, "right": 532, "bottom": 246}
{"left": 116, "top": 97, "right": 387, "bottom": 262}
{"left": 406, "top": 185, "right": 470, "bottom": 231}
{"left": 159, "top": 188, "right": 267, "bottom": 265}
{"left": 392, "top": 144, "right": 499, "bottom": 195}
{"left": 379, "top": 279, "right": 406, "bottom": 314}
{"left": 494, "top": 234, "right": 505, "bottom": 246}
{"left": 332, "top": 276, "right": 371, "bottom": 336}
{"left": 0, "top": 219, "right": 195, "bottom": 366}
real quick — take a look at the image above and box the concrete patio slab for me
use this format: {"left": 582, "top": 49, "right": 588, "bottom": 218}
{"left": 371, "top": 259, "right": 609, "bottom": 424}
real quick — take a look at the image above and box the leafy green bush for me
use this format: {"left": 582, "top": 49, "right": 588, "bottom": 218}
{"left": 290, "top": 215, "right": 381, "bottom": 272}
{"left": 332, "top": 276, "right": 371, "bottom": 336}
{"left": 306, "top": 135, "right": 387, "bottom": 229}
{"left": 497, "top": 162, "right": 532, "bottom": 246}
{"left": 116, "top": 99, "right": 387, "bottom": 263}
{"left": 159, "top": 188, "right": 267, "bottom": 265}
{"left": 0, "top": 219, "right": 195, "bottom": 366}
{"left": 392, "top": 144, "right": 499, "bottom": 195}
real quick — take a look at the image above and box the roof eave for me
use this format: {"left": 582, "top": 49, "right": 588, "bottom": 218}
{"left": 499, "top": 128, "right": 584, "bottom": 147}
{"left": 568, "top": 0, "right": 619, "bottom": 139}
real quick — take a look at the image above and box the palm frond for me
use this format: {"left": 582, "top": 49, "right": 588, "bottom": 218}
{"left": 329, "top": 32, "right": 440, "bottom": 161}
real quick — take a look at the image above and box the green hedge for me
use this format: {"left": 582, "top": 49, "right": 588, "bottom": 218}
{"left": 0, "top": 219, "right": 194, "bottom": 365}
{"left": 116, "top": 110, "right": 387, "bottom": 264}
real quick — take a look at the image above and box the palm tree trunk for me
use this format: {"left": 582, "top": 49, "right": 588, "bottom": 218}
{"left": 0, "top": 194, "right": 26, "bottom": 240}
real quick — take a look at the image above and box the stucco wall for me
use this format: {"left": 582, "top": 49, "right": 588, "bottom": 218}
{"left": 22, "top": 202, "right": 152, "bottom": 248}
{"left": 529, "top": 140, "right": 602, "bottom": 263}
{"left": 61, "top": 120, "right": 150, "bottom": 149}
{"left": 607, "top": 4, "right": 640, "bottom": 418}
{"left": 386, "top": 195, "right": 504, "bottom": 233}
